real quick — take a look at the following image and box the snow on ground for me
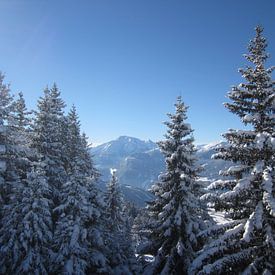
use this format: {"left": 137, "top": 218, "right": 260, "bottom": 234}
{"left": 208, "top": 208, "right": 231, "bottom": 224}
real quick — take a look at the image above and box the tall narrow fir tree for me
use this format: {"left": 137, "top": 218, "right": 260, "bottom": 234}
{"left": 140, "top": 97, "right": 205, "bottom": 274}
{"left": 191, "top": 26, "right": 275, "bottom": 274}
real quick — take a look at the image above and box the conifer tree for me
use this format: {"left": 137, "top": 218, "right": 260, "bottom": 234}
{"left": 0, "top": 76, "right": 52, "bottom": 274}
{"left": 191, "top": 26, "right": 275, "bottom": 274}
{"left": 140, "top": 97, "right": 205, "bottom": 274}
{"left": 0, "top": 163, "right": 53, "bottom": 274}
{"left": 31, "top": 84, "right": 66, "bottom": 204}
{"left": 0, "top": 73, "right": 15, "bottom": 206}
{"left": 14, "top": 92, "right": 32, "bottom": 131}
{"left": 0, "top": 78, "right": 32, "bottom": 225}
{"left": 104, "top": 169, "right": 139, "bottom": 274}
{"left": 13, "top": 92, "right": 32, "bottom": 179}
{"left": 53, "top": 106, "right": 108, "bottom": 274}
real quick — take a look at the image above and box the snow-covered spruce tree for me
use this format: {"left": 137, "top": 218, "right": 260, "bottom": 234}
{"left": 0, "top": 78, "right": 32, "bottom": 222}
{"left": 139, "top": 96, "right": 205, "bottom": 274}
{"left": 0, "top": 73, "right": 16, "bottom": 207}
{"left": 53, "top": 106, "right": 108, "bottom": 274}
{"left": 80, "top": 132, "right": 101, "bottom": 180}
{"left": 31, "top": 84, "right": 66, "bottom": 205}
{"left": 190, "top": 26, "right": 275, "bottom": 274}
{"left": 0, "top": 78, "right": 53, "bottom": 274}
{"left": 12, "top": 92, "right": 33, "bottom": 179}
{"left": 76, "top": 131, "right": 110, "bottom": 274}
{"left": 104, "top": 169, "right": 139, "bottom": 274}
{"left": 0, "top": 163, "right": 53, "bottom": 274}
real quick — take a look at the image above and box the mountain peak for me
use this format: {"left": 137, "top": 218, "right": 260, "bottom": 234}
{"left": 117, "top": 136, "right": 139, "bottom": 142}
{"left": 91, "top": 137, "right": 229, "bottom": 190}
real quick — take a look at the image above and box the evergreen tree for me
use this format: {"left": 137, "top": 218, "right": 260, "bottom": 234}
{"left": 0, "top": 73, "right": 15, "bottom": 206}
{"left": 53, "top": 106, "right": 108, "bottom": 274}
{"left": 0, "top": 164, "right": 53, "bottom": 274}
{"left": 31, "top": 84, "right": 66, "bottom": 204}
{"left": 14, "top": 92, "right": 32, "bottom": 131}
{"left": 80, "top": 132, "right": 100, "bottom": 180}
{"left": 0, "top": 76, "right": 52, "bottom": 274}
{"left": 139, "top": 97, "right": 205, "bottom": 274}
{"left": 13, "top": 92, "right": 32, "bottom": 179}
{"left": 104, "top": 169, "right": 139, "bottom": 274}
{"left": 190, "top": 26, "right": 275, "bottom": 274}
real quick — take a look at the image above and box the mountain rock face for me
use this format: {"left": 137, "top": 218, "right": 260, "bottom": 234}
{"left": 91, "top": 136, "right": 229, "bottom": 190}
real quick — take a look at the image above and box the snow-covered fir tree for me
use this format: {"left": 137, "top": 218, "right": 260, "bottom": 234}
{"left": 0, "top": 77, "right": 32, "bottom": 226}
{"left": 12, "top": 92, "right": 32, "bottom": 179}
{"left": 31, "top": 84, "right": 66, "bottom": 204}
{"left": 190, "top": 26, "right": 275, "bottom": 274}
{"left": 0, "top": 75, "right": 52, "bottom": 274}
{"left": 105, "top": 169, "right": 139, "bottom": 274}
{"left": 0, "top": 163, "right": 53, "bottom": 274}
{"left": 53, "top": 106, "right": 108, "bottom": 274}
{"left": 139, "top": 96, "right": 206, "bottom": 274}
{"left": 14, "top": 92, "right": 30, "bottom": 128}
{"left": 80, "top": 132, "right": 100, "bottom": 181}
{"left": 0, "top": 73, "right": 15, "bottom": 207}
{"left": 105, "top": 169, "right": 124, "bottom": 233}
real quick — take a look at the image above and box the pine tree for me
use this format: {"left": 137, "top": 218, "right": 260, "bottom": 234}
{"left": 31, "top": 84, "right": 66, "bottom": 204}
{"left": 0, "top": 76, "right": 53, "bottom": 274}
{"left": 139, "top": 97, "right": 205, "bottom": 274}
{"left": 0, "top": 163, "right": 53, "bottom": 274}
{"left": 0, "top": 73, "right": 15, "bottom": 207}
{"left": 73, "top": 130, "right": 109, "bottom": 274}
{"left": 14, "top": 92, "right": 32, "bottom": 131}
{"left": 104, "top": 169, "right": 139, "bottom": 274}
{"left": 0, "top": 77, "right": 32, "bottom": 222}
{"left": 80, "top": 132, "right": 100, "bottom": 180}
{"left": 12, "top": 92, "right": 32, "bottom": 179}
{"left": 53, "top": 106, "right": 108, "bottom": 274}
{"left": 190, "top": 26, "right": 275, "bottom": 274}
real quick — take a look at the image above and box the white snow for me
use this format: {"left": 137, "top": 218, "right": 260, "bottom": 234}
{"left": 255, "top": 132, "right": 269, "bottom": 149}
{"left": 220, "top": 178, "right": 250, "bottom": 200}
{"left": 242, "top": 202, "right": 263, "bottom": 242}
{"left": 262, "top": 169, "right": 275, "bottom": 217}
{"left": 196, "top": 141, "right": 224, "bottom": 153}
{"left": 110, "top": 168, "right": 117, "bottom": 175}
{"left": 208, "top": 208, "right": 231, "bottom": 224}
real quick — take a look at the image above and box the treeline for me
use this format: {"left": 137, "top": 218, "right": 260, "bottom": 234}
{"left": 0, "top": 26, "right": 274, "bottom": 275}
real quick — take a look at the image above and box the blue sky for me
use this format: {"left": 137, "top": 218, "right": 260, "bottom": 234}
{"left": 0, "top": 0, "right": 274, "bottom": 145}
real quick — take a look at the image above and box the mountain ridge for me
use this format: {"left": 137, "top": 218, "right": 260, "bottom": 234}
{"left": 90, "top": 136, "right": 230, "bottom": 190}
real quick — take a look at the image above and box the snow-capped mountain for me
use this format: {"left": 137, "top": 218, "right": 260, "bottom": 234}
{"left": 91, "top": 136, "right": 230, "bottom": 190}
{"left": 91, "top": 136, "right": 163, "bottom": 189}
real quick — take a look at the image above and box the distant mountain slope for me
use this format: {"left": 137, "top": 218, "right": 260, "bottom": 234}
{"left": 96, "top": 181, "right": 154, "bottom": 208}
{"left": 91, "top": 136, "right": 163, "bottom": 189}
{"left": 91, "top": 136, "right": 230, "bottom": 190}
{"left": 196, "top": 142, "right": 231, "bottom": 180}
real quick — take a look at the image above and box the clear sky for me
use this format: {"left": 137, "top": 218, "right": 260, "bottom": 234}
{"left": 0, "top": 0, "right": 274, "bottom": 145}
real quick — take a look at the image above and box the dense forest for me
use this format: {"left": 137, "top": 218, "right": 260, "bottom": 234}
{"left": 0, "top": 26, "right": 274, "bottom": 274}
